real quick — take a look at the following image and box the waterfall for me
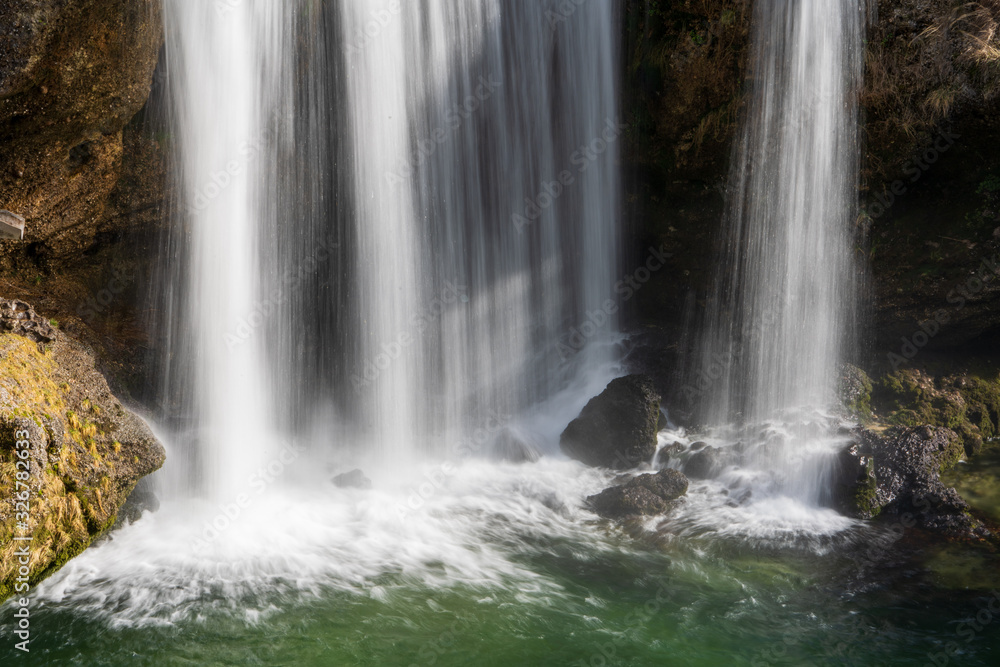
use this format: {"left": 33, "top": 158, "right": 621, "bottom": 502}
{"left": 695, "top": 1, "right": 867, "bottom": 506}
{"left": 338, "top": 0, "right": 622, "bottom": 463}
{"left": 161, "top": 1, "right": 294, "bottom": 500}
{"left": 159, "top": 0, "right": 622, "bottom": 491}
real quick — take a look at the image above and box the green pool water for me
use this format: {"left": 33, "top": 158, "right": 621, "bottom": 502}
{"left": 943, "top": 444, "right": 1000, "bottom": 524}
{"left": 3, "top": 459, "right": 999, "bottom": 666}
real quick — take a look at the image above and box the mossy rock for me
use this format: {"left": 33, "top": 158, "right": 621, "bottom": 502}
{"left": 0, "top": 318, "right": 165, "bottom": 604}
{"left": 840, "top": 364, "right": 874, "bottom": 423}
{"left": 871, "top": 367, "right": 1000, "bottom": 459}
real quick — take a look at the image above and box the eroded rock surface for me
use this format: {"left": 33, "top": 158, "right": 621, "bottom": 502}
{"left": 834, "top": 425, "right": 991, "bottom": 540}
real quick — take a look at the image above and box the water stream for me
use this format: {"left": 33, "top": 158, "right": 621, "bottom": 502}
{"left": 3, "top": 1, "right": 999, "bottom": 665}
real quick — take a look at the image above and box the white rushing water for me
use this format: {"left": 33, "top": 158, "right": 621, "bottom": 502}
{"left": 693, "top": 0, "right": 868, "bottom": 510}
{"left": 341, "top": 0, "right": 621, "bottom": 465}
{"left": 160, "top": 0, "right": 621, "bottom": 490}
{"left": 51, "top": 0, "right": 625, "bottom": 626}
{"left": 28, "top": 2, "right": 883, "bottom": 627}
{"left": 161, "top": 1, "right": 294, "bottom": 500}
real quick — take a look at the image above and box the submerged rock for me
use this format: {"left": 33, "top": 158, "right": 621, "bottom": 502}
{"left": 489, "top": 427, "right": 541, "bottom": 464}
{"left": 333, "top": 469, "right": 372, "bottom": 490}
{"left": 560, "top": 374, "right": 662, "bottom": 470}
{"left": 683, "top": 446, "right": 718, "bottom": 480}
{"left": 587, "top": 468, "right": 689, "bottom": 519}
{"left": 833, "top": 426, "right": 990, "bottom": 540}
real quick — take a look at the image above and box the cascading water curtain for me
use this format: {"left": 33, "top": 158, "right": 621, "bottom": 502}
{"left": 159, "top": 0, "right": 622, "bottom": 479}
{"left": 701, "top": 0, "right": 868, "bottom": 430}
{"left": 339, "top": 0, "right": 622, "bottom": 463}
{"left": 161, "top": 0, "right": 295, "bottom": 500}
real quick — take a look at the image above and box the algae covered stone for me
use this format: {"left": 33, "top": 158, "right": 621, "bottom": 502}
{"left": 0, "top": 308, "right": 164, "bottom": 604}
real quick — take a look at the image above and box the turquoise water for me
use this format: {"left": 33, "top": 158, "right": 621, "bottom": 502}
{"left": 3, "top": 458, "right": 999, "bottom": 666}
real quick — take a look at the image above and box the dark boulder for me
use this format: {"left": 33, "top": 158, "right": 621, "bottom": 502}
{"left": 683, "top": 446, "right": 718, "bottom": 480}
{"left": 333, "top": 469, "right": 372, "bottom": 490}
{"left": 833, "top": 426, "right": 990, "bottom": 540}
{"left": 831, "top": 441, "right": 879, "bottom": 517}
{"left": 655, "top": 441, "right": 685, "bottom": 466}
{"left": 587, "top": 468, "right": 689, "bottom": 519}
{"left": 560, "top": 374, "right": 662, "bottom": 469}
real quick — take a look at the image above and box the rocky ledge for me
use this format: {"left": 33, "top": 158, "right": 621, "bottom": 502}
{"left": 834, "top": 425, "right": 992, "bottom": 541}
{"left": 0, "top": 298, "right": 165, "bottom": 603}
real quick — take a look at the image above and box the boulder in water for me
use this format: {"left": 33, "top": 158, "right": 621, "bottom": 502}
{"left": 683, "top": 446, "right": 718, "bottom": 479}
{"left": 587, "top": 468, "right": 689, "bottom": 519}
{"left": 560, "top": 374, "right": 662, "bottom": 469}
{"left": 333, "top": 469, "right": 372, "bottom": 490}
{"left": 832, "top": 426, "right": 990, "bottom": 539}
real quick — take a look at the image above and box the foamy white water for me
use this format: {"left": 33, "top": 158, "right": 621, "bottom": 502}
{"left": 35, "top": 457, "right": 620, "bottom": 629}
{"left": 691, "top": 0, "right": 868, "bottom": 511}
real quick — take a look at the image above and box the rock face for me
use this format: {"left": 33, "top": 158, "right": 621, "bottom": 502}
{"left": 0, "top": 299, "right": 165, "bottom": 603}
{"left": 560, "top": 375, "right": 663, "bottom": 469}
{"left": 833, "top": 426, "right": 990, "bottom": 539}
{"left": 872, "top": 367, "right": 1000, "bottom": 458}
{"left": 0, "top": 0, "right": 163, "bottom": 264}
{"left": 0, "top": 298, "right": 55, "bottom": 346}
{"left": 587, "top": 468, "right": 689, "bottom": 519}
{"left": 839, "top": 364, "right": 874, "bottom": 422}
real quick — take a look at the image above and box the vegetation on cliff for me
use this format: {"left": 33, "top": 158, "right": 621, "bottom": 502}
{"left": 0, "top": 300, "right": 164, "bottom": 603}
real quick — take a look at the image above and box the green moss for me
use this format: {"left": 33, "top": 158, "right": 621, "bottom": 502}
{"left": 872, "top": 368, "right": 1000, "bottom": 459}
{"left": 841, "top": 364, "right": 875, "bottom": 422}
{"left": 0, "top": 334, "right": 142, "bottom": 604}
{"left": 853, "top": 458, "right": 881, "bottom": 519}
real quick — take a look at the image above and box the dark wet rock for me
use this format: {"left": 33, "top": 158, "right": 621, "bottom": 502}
{"left": 333, "top": 469, "right": 372, "bottom": 490}
{"left": 587, "top": 468, "right": 689, "bottom": 519}
{"left": 489, "top": 427, "right": 541, "bottom": 463}
{"left": 834, "top": 426, "right": 991, "bottom": 540}
{"left": 656, "top": 441, "right": 685, "bottom": 466}
{"left": 839, "top": 364, "right": 873, "bottom": 422}
{"left": 560, "top": 374, "right": 662, "bottom": 470}
{"left": 684, "top": 446, "right": 718, "bottom": 480}
{"left": 832, "top": 441, "right": 879, "bottom": 518}
{"left": 112, "top": 477, "right": 159, "bottom": 529}
{"left": 0, "top": 298, "right": 56, "bottom": 347}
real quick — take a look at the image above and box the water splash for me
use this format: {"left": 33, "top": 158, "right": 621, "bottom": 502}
{"left": 695, "top": 0, "right": 868, "bottom": 508}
